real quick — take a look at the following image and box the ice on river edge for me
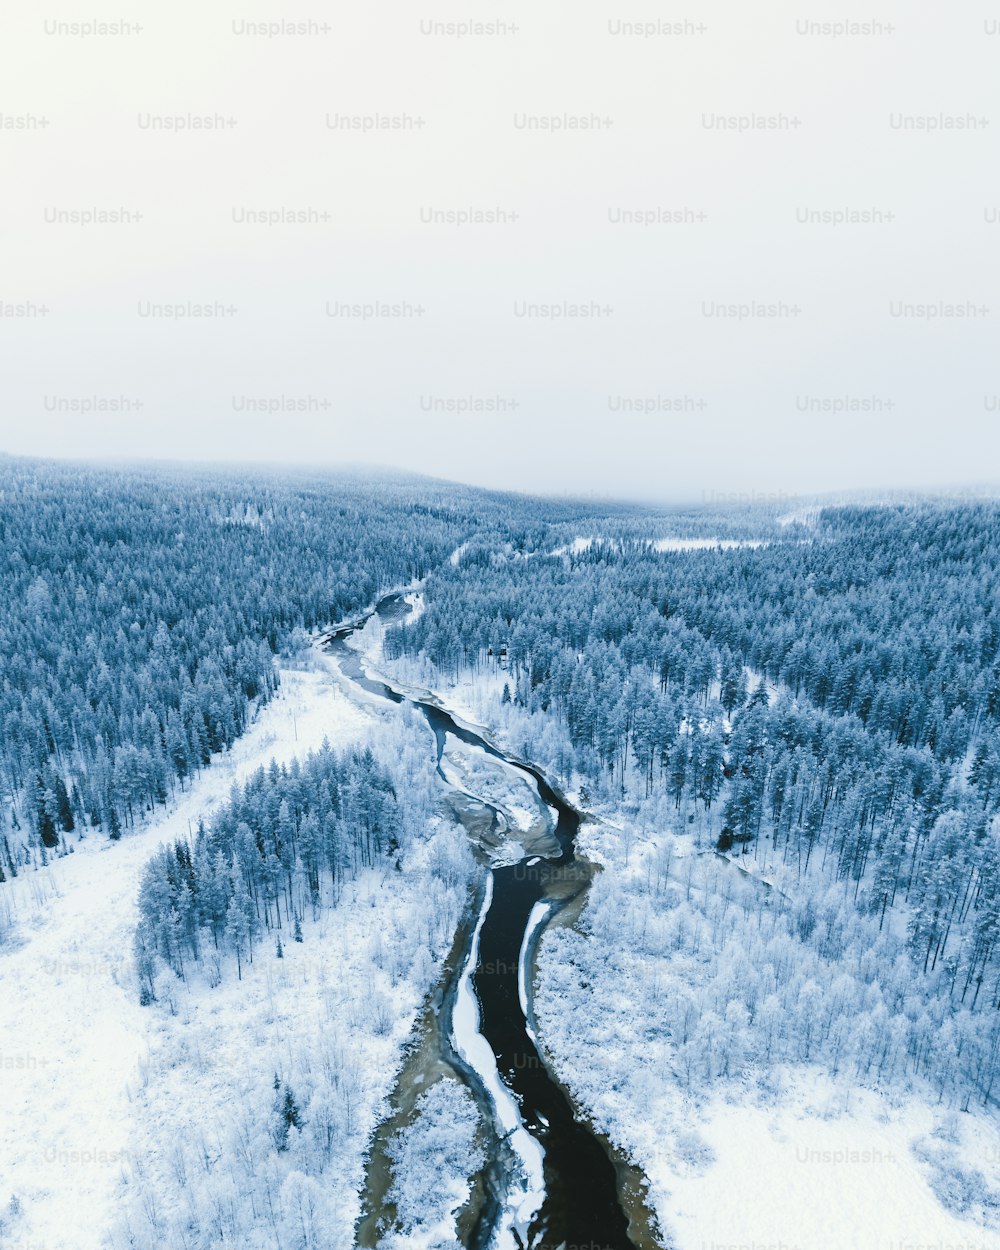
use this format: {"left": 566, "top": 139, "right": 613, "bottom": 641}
{"left": 519, "top": 900, "right": 554, "bottom": 1026}
{"left": 450, "top": 873, "right": 547, "bottom": 1248}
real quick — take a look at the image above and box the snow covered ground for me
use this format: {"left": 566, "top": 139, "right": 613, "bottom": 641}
{"left": 664, "top": 1076, "right": 1000, "bottom": 1250}
{"left": 778, "top": 506, "right": 822, "bottom": 528}
{"left": 441, "top": 735, "right": 537, "bottom": 833}
{"left": 439, "top": 734, "right": 558, "bottom": 865}
{"left": 549, "top": 535, "right": 767, "bottom": 556}
{"left": 0, "top": 665, "right": 372, "bottom": 1250}
{"left": 0, "top": 654, "right": 477, "bottom": 1250}
{"left": 651, "top": 536, "right": 767, "bottom": 552}
{"left": 364, "top": 632, "right": 1000, "bottom": 1250}
{"left": 350, "top": 601, "right": 511, "bottom": 734}
{"left": 534, "top": 820, "right": 1000, "bottom": 1250}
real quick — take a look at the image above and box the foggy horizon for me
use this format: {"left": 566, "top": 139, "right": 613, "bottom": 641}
{"left": 4, "top": 446, "right": 1000, "bottom": 511}
{"left": 4, "top": 0, "right": 1000, "bottom": 497}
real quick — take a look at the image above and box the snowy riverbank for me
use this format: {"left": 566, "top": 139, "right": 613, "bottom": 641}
{"left": 360, "top": 615, "right": 1000, "bottom": 1250}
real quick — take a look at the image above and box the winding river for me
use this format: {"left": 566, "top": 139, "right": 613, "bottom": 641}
{"left": 327, "top": 592, "right": 640, "bottom": 1250}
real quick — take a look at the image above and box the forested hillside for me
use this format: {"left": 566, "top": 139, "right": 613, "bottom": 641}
{"left": 0, "top": 460, "right": 559, "bottom": 869}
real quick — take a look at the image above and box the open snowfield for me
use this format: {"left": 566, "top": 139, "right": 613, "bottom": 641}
{"left": 549, "top": 536, "right": 768, "bottom": 556}
{"left": 650, "top": 536, "right": 767, "bottom": 552}
{"left": 0, "top": 660, "right": 376, "bottom": 1250}
{"left": 663, "top": 1076, "right": 1000, "bottom": 1250}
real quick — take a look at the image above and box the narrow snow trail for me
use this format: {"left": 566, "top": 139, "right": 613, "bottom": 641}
{"left": 1, "top": 827, "right": 158, "bottom": 1249}
{"left": 0, "top": 668, "right": 369, "bottom": 1250}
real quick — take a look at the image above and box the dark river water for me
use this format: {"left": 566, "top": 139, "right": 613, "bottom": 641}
{"left": 327, "top": 592, "right": 638, "bottom": 1250}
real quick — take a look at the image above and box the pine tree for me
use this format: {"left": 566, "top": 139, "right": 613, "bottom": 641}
{"left": 273, "top": 1081, "right": 304, "bottom": 1151}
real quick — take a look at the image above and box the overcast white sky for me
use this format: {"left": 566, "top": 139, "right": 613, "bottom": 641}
{"left": 2, "top": 0, "right": 999, "bottom": 501}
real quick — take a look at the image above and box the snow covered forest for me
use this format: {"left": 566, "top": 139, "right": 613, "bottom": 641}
{"left": 0, "top": 457, "right": 583, "bottom": 868}
{"left": 385, "top": 508, "right": 1000, "bottom": 1110}
{"left": 134, "top": 743, "right": 408, "bottom": 991}
{"left": 0, "top": 460, "right": 452, "bottom": 858}
{"left": 3, "top": 456, "right": 1000, "bottom": 1250}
